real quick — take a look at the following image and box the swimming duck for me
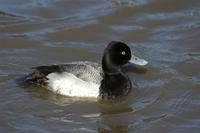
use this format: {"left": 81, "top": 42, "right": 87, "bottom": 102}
{"left": 25, "top": 41, "right": 148, "bottom": 99}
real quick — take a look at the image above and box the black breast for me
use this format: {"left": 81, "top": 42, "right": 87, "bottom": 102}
{"left": 99, "top": 73, "right": 132, "bottom": 99}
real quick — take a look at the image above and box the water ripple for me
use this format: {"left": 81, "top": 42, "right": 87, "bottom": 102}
{"left": 108, "top": 0, "right": 152, "bottom": 6}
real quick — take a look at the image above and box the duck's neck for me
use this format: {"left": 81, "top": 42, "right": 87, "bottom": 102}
{"left": 102, "top": 54, "right": 121, "bottom": 75}
{"left": 99, "top": 55, "right": 131, "bottom": 100}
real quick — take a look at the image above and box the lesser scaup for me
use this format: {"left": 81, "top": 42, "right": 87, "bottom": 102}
{"left": 25, "top": 41, "right": 148, "bottom": 99}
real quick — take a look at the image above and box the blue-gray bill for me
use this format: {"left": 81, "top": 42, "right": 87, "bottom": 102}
{"left": 129, "top": 55, "right": 148, "bottom": 66}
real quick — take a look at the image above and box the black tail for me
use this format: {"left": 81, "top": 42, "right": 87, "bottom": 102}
{"left": 24, "top": 65, "right": 62, "bottom": 86}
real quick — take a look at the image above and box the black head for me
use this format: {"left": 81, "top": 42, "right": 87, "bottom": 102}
{"left": 104, "top": 41, "right": 131, "bottom": 65}
{"left": 102, "top": 41, "right": 132, "bottom": 73}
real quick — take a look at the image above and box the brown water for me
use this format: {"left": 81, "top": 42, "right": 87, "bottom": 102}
{"left": 0, "top": 0, "right": 200, "bottom": 132}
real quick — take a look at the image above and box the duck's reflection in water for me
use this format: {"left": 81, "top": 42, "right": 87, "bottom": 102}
{"left": 97, "top": 94, "right": 137, "bottom": 133}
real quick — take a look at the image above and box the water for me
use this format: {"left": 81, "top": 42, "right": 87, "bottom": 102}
{"left": 0, "top": 0, "right": 200, "bottom": 132}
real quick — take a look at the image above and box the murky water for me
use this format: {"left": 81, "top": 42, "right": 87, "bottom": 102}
{"left": 0, "top": 0, "right": 200, "bottom": 132}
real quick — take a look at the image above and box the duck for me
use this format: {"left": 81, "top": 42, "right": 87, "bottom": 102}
{"left": 25, "top": 41, "right": 148, "bottom": 100}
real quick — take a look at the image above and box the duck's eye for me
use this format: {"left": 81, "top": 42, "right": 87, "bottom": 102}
{"left": 121, "top": 51, "right": 126, "bottom": 55}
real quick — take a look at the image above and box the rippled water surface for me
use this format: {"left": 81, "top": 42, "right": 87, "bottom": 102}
{"left": 0, "top": 0, "right": 200, "bottom": 132}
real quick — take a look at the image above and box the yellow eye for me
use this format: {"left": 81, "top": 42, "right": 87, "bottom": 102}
{"left": 121, "top": 51, "right": 126, "bottom": 55}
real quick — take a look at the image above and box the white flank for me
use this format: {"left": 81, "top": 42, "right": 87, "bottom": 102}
{"left": 46, "top": 72, "right": 99, "bottom": 98}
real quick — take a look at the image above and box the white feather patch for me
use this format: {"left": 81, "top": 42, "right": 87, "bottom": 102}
{"left": 46, "top": 72, "right": 100, "bottom": 98}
